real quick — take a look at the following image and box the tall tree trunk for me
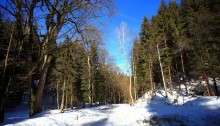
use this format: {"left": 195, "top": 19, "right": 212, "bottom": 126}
{"left": 135, "top": 62, "right": 137, "bottom": 100}
{"left": 34, "top": 55, "right": 52, "bottom": 114}
{"left": 129, "top": 75, "right": 134, "bottom": 104}
{"left": 57, "top": 81, "right": 59, "bottom": 109}
{"left": 28, "top": 72, "right": 35, "bottom": 117}
{"left": 132, "top": 61, "right": 137, "bottom": 100}
{"left": 180, "top": 52, "right": 188, "bottom": 95}
{"left": 70, "top": 85, "right": 73, "bottom": 109}
{"left": 108, "top": 82, "right": 111, "bottom": 104}
{"left": 26, "top": 43, "right": 34, "bottom": 117}
{"left": 114, "top": 91, "right": 116, "bottom": 104}
{"left": 26, "top": 0, "right": 39, "bottom": 116}
{"left": 65, "top": 89, "right": 68, "bottom": 109}
{"left": 149, "top": 60, "right": 154, "bottom": 96}
{"left": 105, "top": 82, "right": 107, "bottom": 105}
{"left": 87, "top": 55, "right": 92, "bottom": 107}
{"left": 115, "top": 22, "right": 134, "bottom": 104}
{"left": 60, "top": 79, "right": 66, "bottom": 112}
{"left": 213, "top": 77, "right": 219, "bottom": 96}
{"left": 168, "top": 66, "right": 173, "bottom": 95}
{"left": 157, "top": 44, "right": 167, "bottom": 97}
{"left": 118, "top": 92, "right": 121, "bottom": 103}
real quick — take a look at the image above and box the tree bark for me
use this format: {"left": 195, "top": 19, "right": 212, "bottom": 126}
{"left": 129, "top": 75, "right": 134, "bottom": 104}
{"left": 118, "top": 92, "right": 121, "bottom": 103}
{"left": 213, "top": 77, "right": 219, "bottom": 96}
{"left": 70, "top": 84, "right": 73, "bottom": 109}
{"left": 29, "top": 75, "right": 35, "bottom": 116}
{"left": 26, "top": 42, "right": 34, "bottom": 117}
{"left": 87, "top": 55, "right": 92, "bottom": 107}
{"left": 60, "top": 79, "right": 66, "bottom": 112}
{"left": 168, "top": 66, "right": 173, "bottom": 95}
{"left": 114, "top": 91, "right": 116, "bottom": 104}
{"left": 157, "top": 44, "right": 167, "bottom": 97}
{"left": 65, "top": 89, "right": 68, "bottom": 109}
{"left": 149, "top": 60, "right": 154, "bottom": 96}
{"left": 180, "top": 52, "right": 188, "bottom": 95}
{"left": 132, "top": 61, "right": 137, "bottom": 100}
{"left": 34, "top": 55, "right": 53, "bottom": 113}
{"left": 57, "top": 81, "right": 59, "bottom": 109}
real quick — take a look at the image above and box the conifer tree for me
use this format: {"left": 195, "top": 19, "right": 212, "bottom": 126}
{"left": 138, "top": 16, "right": 151, "bottom": 95}
{"left": 186, "top": 0, "right": 216, "bottom": 96}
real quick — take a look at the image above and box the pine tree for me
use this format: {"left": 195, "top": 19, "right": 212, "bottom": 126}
{"left": 137, "top": 16, "right": 151, "bottom": 96}
{"left": 166, "top": 0, "right": 186, "bottom": 95}
{"left": 186, "top": 0, "right": 217, "bottom": 96}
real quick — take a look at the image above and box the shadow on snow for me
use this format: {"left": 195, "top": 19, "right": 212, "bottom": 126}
{"left": 144, "top": 95, "right": 220, "bottom": 125}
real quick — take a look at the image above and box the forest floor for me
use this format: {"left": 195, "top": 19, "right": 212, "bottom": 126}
{"left": 2, "top": 82, "right": 220, "bottom": 126}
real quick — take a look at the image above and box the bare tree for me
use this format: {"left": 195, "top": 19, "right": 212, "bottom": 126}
{"left": 81, "top": 24, "right": 103, "bottom": 107}
{"left": 1, "top": 0, "right": 115, "bottom": 117}
{"left": 115, "top": 21, "right": 134, "bottom": 104}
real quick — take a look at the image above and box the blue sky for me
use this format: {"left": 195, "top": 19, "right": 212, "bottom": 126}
{"left": 104, "top": 0, "right": 180, "bottom": 74}
{"left": 0, "top": 0, "right": 180, "bottom": 74}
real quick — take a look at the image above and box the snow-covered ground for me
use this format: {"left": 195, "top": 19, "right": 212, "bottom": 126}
{"left": 2, "top": 81, "right": 220, "bottom": 126}
{"left": 2, "top": 93, "right": 220, "bottom": 126}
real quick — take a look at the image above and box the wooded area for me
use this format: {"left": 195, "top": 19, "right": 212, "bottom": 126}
{"left": 132, "top": 0, "right": 220, "bottom": 99}
{"left": 0, "top": 0, "right": 130, "bottom": 123}
{"left": 0, "top": 0, "right": 220, "bottom": 124}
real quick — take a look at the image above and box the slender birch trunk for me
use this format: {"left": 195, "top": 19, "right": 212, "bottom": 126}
{"left": 115, "top": 22, "right": 134, "bottom": 104}
{"left": 157, "top": 44, "right": 167, "bottom": 98}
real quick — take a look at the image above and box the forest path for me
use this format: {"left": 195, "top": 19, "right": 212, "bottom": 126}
{"left": 3, "top": 95, "right": 220, "bottom": 126}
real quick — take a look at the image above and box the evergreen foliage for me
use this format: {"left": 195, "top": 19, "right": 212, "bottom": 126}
{"left": 133, "top": 0, "right": 220, "bottom": 98}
